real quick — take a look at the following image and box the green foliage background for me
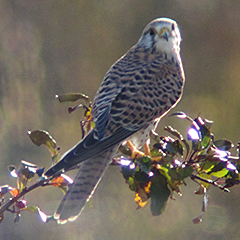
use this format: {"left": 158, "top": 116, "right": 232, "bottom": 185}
{"left": 0, "top": 1, "right": 240, "bottom": 239}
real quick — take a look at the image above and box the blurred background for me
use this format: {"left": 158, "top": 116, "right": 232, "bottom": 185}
{"left": 0, "top": 0, "right": 240, "bottom": 239}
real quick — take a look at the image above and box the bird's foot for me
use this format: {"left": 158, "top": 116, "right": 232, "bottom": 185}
{"left": 126, "top": 139, "right": 151, "bottom": 159}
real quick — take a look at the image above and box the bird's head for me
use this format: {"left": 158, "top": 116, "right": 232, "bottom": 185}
{"left": 138, "top": 18, "right": 181, "bottom": 57}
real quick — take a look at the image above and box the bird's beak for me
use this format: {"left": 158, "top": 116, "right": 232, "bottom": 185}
{"left": 159, "top": 28, "right": 170, "bottom": 41}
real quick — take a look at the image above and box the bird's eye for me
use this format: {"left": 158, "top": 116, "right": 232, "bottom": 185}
{"left": 171, "top": 23, "right": 175, "bottom": 31}
{"left": 149, "top": 28, "right": 156, "bottom": 36}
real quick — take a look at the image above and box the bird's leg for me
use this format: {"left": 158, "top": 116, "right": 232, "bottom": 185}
{"left": 126, "top": 139, "right": 151, "bottom": 159}
{"left": 144, "top": 139, "right": 151, "bottom": 156}
{"left": 126, "top": 140, "right": 145, "bottom": 159}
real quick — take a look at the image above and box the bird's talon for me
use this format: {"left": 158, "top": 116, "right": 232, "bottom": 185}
{"left": 126, "top": 140, "right": 145, "bottom": 159}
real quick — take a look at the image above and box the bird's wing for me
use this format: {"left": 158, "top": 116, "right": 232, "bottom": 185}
{"left": 45, "top": 49, "right": 184, "bottom": 177}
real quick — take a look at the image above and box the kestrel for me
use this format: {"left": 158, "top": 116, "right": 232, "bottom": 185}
{"left": 45, "top": 17, "right": 185, "bottom": 224}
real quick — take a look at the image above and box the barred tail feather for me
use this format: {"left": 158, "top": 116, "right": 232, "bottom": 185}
{"left": 54, "top": 146, "right": 118, "bottom": 224}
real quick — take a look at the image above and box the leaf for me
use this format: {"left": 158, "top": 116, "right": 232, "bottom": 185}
{"left": 24, "top": 206, "right": 48, "bottom": 222}
{"left": 164, "top": 126, "right": 190, "bottom": 157}
{"left": 134, "top": 181, "right": 151, "bottom": 209}
{"left": 16, "top": 199, "right": 27, "bottom": 209}
{"left": 36, "top": 168, "right": 45, "bottom": 177}
{"left": 24, "top": 205, "right": 39, "bottom": 213}
{"left": 50, "top": 174, "right": 73, "bottom": 193}
{"left": 14, "top": 213, "right": 21, "bottom": 223}
{"left": 135, "top": 192, "right": 148, "bottom": 209}
{"left": 17, "top": 162, "right": 38, "bottom": 190}
{"left": 126, "top": 177, "right": 137, "bottom": 191}
{"left": 224, "top": 172, "right": 239, "bottom": 188}
{"left": 214, "top": 139, "right": 234, "bottom": 151}
{"left": 137, "top": 156, "right": 153, "bottom": 176}
{"left": 150, "top": 172, "right": 171, "bottom": 216}
{"left": 28, "top": 130, "right": 60, "bottom": 160}
{"left": 161, "top": 137, "right": 184, "bottom": 156}
{"left": 192, "top": 212, "right": 204, "bottom": 224}
{"left": 208, "top": 168, "right": 229, "bottom": 178}
{"left": 188, "top": 117, "right": 212, "bottom": 150}
{"left": 121, "top": 160, "right": 136, "bottom": 180}
{"left": 202, "top": 135, "right": 211, "bottom": 149}
{"left": 150, "top": 147, "right": 162, "bottom": 158}
{"left": 164, "top": 126, "right": 184, "bottom": 141}
{"left": 169, "top": 166, "right": 193, "bottom": 182}
{"left": 194, "top": 117, "right": 210, "bottom": 139}
{"left": 56, "top": 93, "right": 89, "bottom": 103}
{"left": 20, "top": 161, "right": 38, "bottom": 180}
{"left": 134, "top": 171, "right": 150, "bottom": 185}
{"left": 0, "top": 185, "right": 15, "bottom": 197}
{"left": 8, "top": 165, "right": 18, "bottom": 178}
{"left": 10, "top": 188, "right": 19, "bottom": 197}
{"left": 206, "top": 162, "right": 229, "bottom": 177}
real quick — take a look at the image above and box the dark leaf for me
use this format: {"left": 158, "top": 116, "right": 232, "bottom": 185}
{"left": 14, "top": 213, "right": 21, "bottom": 223}
{"left": 0, "top": 185, "right": 14, "bottom": 197}
{"left": 36, "top": 168, "right": 45, "bottom": 177}
{"left": 150, "top": 172, "right": 170, "bottom": 216}
{"left": 121, "top": 164, "right": 136, "bottom": 180}
{"left": 214, "top": 139, "right": 234, "bottom": 151}
{"left": 134, "top": 171, "right": 150, "bottom": 185}
{"left": 164, "top": 125, "right": 190, "bottom": 156}
{"left": 169, "top": 166, "right": 194, "bottom": 181}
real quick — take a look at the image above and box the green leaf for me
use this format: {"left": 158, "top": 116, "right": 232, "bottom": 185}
{"left": 209, "top": 168, "right": 229, "bottom": 178}
{"left": 24, "top": 206, "right": 39, "bottom": 213}
{"left": 150, "top": 172, "right": 171, "bottom": 216}
{"left": 206, "top": 162, "right": 228, "bottom": 177}
{"left": 202, "top": 135, "right": 211, "bottom": 149}
{"left": 127, "top": 177, "right": 137, "bottom": 191}
{"left": 169, "top": 166, "right": 194, "bottom": 181}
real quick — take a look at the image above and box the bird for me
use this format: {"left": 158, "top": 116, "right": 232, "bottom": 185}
{"left": 44, "top": 17, "right": 185, "bottom": 224}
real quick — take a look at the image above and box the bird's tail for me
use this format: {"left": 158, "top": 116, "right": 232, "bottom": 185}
{"left": 53, "top": 145, "right": 118, "bottom": 224}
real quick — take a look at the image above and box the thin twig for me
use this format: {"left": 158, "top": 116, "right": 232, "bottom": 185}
{"left": 0, "top": 179, "right": 46, "bottom": 216}
{"left": 191, "top": 174, "right": 230, "bottom": 192}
